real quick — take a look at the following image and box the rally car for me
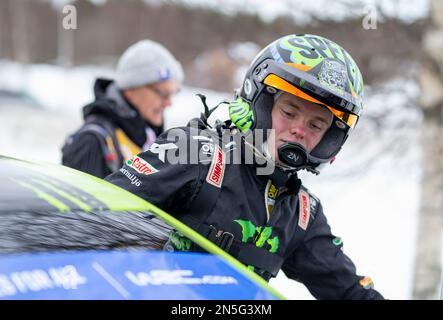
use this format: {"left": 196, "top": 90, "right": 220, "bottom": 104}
{"left": 0, "top": 155, "right": 283, "bottom": 300}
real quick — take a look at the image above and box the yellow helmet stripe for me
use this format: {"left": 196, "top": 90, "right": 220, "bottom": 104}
{"left": 264, "top": 74, "right": 358, "bottom": 128}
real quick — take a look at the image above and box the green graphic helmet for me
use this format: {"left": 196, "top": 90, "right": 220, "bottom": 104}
{"left": 230, "top": 34, "right": 364, "bottom": 173}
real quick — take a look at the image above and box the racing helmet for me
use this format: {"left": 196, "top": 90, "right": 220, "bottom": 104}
{"left": 229, "top": 34, "right": 364, "bottom": 173}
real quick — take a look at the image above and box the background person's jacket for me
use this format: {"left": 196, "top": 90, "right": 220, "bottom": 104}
{"left": 62, "top": 78, "right": 162, "bottom": 178}
{"left": 105, "top": 122, "right": 384, "bottom": 300}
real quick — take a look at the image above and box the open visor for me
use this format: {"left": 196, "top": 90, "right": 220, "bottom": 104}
{"left": 263, "top": 74, "right": 359, "bottom": 128}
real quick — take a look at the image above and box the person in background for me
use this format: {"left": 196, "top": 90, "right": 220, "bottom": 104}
{"left": 62, "top": 39, "right": 184, "bottom": 178}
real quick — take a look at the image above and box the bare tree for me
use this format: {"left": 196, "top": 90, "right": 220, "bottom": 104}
{"left": 53, "top": 0, "right": 76, "bottom": 67}
{"left": 413, "top": 0, "right": 443, "bottom": 300}
{"left": 9, "top": 0, "right": 29, "bottom": 63}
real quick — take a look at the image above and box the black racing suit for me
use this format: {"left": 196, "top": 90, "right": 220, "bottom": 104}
{"left": 105, "top": 120, "right": 384, "bottom": 300}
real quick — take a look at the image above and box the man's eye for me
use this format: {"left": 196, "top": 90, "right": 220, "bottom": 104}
{"left": 282, "top": 110, "right": 294, "bottom": 118}
{"left": 311, "top": 123, "right": 325, "bottom": 131}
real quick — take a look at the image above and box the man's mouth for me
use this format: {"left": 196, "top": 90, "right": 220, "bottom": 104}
{"left": 280, "top": 139, "right": 307, "bottom": 150}
{"left": 281, "top": 139, "right": 298, "bottom": 145}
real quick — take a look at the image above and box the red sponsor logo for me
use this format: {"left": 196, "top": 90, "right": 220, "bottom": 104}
{"left": 298, "top": 191, "right": 310, "bottom": 230}
{"left": 206, "top": 145, "right": 225, "bottom": 188}
{"left": 127, "top": 156, "right": 158, "bottom": 175}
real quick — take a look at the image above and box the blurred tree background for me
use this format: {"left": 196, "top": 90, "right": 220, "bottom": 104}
{"left": 0, "top": 0, "right": 428, "bottom": 92}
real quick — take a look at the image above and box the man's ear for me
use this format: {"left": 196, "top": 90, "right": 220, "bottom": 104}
{"left": 122, "top": 88, "right": 141, "bottom": 108}
{"left": 121, "top": 88, "right": 133, "bottom": 101}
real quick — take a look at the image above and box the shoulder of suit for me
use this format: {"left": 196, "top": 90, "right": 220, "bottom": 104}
{"left": 299, "top": 184, "right": 321, "bottom": 216}
{"left": 147, "top": 126, "right": 223, "bottom": 166}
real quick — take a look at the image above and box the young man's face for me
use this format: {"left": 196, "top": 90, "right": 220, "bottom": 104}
{"left": 123, "top": 80, "right": 179, "bottom": 127}
{"left": 269, "top": 92, "right": 333, "bottom": 162}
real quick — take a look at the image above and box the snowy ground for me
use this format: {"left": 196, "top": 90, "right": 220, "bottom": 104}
{"left": 0, "top": 61, "right": 423, "bottom": 299}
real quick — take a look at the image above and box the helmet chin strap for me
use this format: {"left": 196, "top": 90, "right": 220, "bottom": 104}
{"left": 241, "top": 136, "right": 320, "bottom": 175}
{"left": 258, "top": 141, "right": 301, "bottom": 173}
{"left": 277, "top": 142, "right": 320, "bottom": 175}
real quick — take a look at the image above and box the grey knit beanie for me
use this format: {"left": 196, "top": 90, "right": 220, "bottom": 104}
{"left": 115, "top": 39, "right": 184, "bottom": 90}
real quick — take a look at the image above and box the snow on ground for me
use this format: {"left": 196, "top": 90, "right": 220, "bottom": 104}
{"left": 0, "top": 61, "right": 422, "bottom": 299}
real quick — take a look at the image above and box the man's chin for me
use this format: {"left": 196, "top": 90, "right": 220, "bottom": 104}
{"left": 144, "top": 116, "right": 162, "bottom": 127}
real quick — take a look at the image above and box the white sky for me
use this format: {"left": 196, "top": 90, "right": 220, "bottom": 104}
{"left": 50, "top": 0, "right": 429, "bottom": 23}
{"left": 147, "top": 0, "right": 429, "bottom": 23}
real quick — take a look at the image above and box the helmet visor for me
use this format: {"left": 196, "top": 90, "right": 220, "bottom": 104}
{"left": 264, "top": 74, "right": 358, "bottom": 128}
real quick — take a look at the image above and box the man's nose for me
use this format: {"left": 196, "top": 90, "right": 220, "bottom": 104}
{"left": 162, "top": 97, "right": 173, "bottom": 108}
{"left": 289, "top": 120, "right": 307, "bottom": 139}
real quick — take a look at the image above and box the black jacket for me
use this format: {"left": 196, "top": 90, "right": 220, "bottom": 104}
{"left": 61, "top": 79, "right": 163, "bottom": 178}
{"left": 105, "top": 122, "right": 384, "bottom": 300}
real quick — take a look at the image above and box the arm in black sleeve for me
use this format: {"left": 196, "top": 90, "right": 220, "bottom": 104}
{"left": 105, "top": 127, "right": 203, "bottom": 216}
{"left": 62, "top": 132, "right": 110, "bottom": 179}
{"left": 282, "top": 201, "right": 384, "bottom": 300}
